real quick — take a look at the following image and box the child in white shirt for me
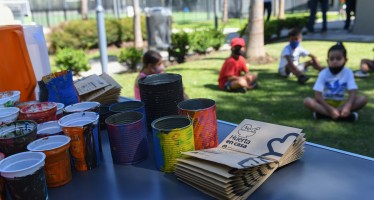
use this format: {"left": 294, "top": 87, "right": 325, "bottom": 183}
{"left": 278, "top": 28, "right": 324, "bottom": 84}
{"left": 303, "top": 42, "right": 368, "bottom": 121}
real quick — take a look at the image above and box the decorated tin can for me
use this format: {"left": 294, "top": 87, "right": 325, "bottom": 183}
{"left": 151, "top": 115, "right": 195, "bottom": 173}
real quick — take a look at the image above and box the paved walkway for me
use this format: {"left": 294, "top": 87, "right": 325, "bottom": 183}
{"left": 303, "top": 20, "right": 374, "bottom": 43}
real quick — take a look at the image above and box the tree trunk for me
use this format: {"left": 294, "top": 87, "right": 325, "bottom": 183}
{"left": 222, "top": 0, "right": 228, "bottom": 22}
{"left": 273, "top": 0, "right": 278, "bottom": 17}
{"left": 81, "top": 0, "right": 88, "bottom": 20}
{"left": 133, "top": 0, "right": 143, "bottom": 48}
{"left": 246, "top": 0, "right": 265, "bottom": 60}
{"left": 278, "top": 0, "right": 285, "bottom": 19}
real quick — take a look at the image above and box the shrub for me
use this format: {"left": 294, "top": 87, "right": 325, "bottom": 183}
{"left": 118, "top": 47, "right": 143, "bottom": 70}
{"left": 49, "top": 19, "right": 124, "bottom": 53}
{"left": 239, "top": 16, "right": 308, "bottom": 44}
{"left": 168, "top": 31, "right": 190, "bottom": 63}
{"left": 208, "top": 28, "right": 226, "bottom": 51}
{"left": 119, "top": 16, "right": 147, "bottom": 42}
{"left": 105, "top": 19, "right": 123, "bottom": 47}
{"left": 189, "top": 29, "right": 212, "bottom": 54}
{"left": 54, "top": 48, "right": 90, "bottom": 76}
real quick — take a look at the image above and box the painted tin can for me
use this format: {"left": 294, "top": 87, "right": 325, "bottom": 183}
{"left": 105, "top": 111, "right": 148, "bottom": 164}
{"left": 58, "top": 112, "right": 100, "bottom": 171}
{"left": 63, "top": 102, "right": 102, "bottom": 152}
{"left": 98, "top": 104, "right": 112, "bottom": 130}
{"left": 138, "top": 73, "right": 184, "bottom": 129}
{"left": 178, "top": 98, "right": 218, "bottom": 150}
{"left": 19, "top": 102, "right": 57, "bottom": 124}
{"left": 0, "top": 120, "right": 37, "bottom": 156}
{"left": 14, "top": 101, "right": 39, "bottom": 109}
{"left": 109, "top": 101, "right": 145, "bottom": 114}
{"left": 27, "top": 135, "right": 72, "bottom": 187}
{"left": 37, "top": 121, "right": 64, "bottom": 139}
{"left": 0, "top": 152, "right": 47, "bottom": 199}
{"left": 151, "top": 115, "right": 195, "bottom": 173}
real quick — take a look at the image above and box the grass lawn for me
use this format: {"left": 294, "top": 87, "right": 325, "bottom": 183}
{"left": 112, "top": 41, "right": 374, "bottom": 158}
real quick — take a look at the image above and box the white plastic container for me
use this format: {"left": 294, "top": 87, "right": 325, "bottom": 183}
{"left": 0, "top": 91, "right": 21, "bottom": 108}
{"left": 23, "top": 25, "right": 51, "bottom": 100}
{"left": 63, "top": 102, "right": 100, "bottom": 114}
{"left": 0, "top": 107, "right": 20, "bottom": 126}
{"left": 0, "top": 151, "right": 48, "bottom": 199}
{"left": 0, "top": 151, "right": 46, "bottom": 178}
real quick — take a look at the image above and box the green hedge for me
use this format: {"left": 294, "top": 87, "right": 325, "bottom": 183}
{"left": 240, "top": 16, "right": 309, "bottom": 44}
{"left": 168, "top": 28, "right": 226, "bottom": 63}
{"left": 49, "top": 17, "right": 147, "bottom": 54}
{"left": 54, "top": 48, "right": 90, "bottom": 75}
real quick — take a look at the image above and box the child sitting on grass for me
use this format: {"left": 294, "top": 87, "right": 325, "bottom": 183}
{"left": 354, "top": 58, "right": 374, "bottom": 78}
{"left": 303, "top": 42, "right": 367, "bottom": 122}
{"left": 218, "top": 38, "right": 257, "bottom": 93}
{"left": 278, "top": 28, "right": 324, "bottom": 84}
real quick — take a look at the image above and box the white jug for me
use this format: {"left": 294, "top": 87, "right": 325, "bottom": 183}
{"left": 23, "top": 25, "right": 51, "bottom": 99}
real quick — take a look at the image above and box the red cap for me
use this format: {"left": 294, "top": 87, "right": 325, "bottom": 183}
{"left": 231, "top": 38, "right": 245, "bottom": 47}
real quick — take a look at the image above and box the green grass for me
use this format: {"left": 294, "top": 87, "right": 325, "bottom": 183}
{"left": 112, "top": 41, "right": 374, "bottom": 158}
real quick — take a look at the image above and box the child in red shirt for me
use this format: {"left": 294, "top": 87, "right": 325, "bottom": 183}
{"left": 218, "top": 38, "right": 257, "bottom": 92}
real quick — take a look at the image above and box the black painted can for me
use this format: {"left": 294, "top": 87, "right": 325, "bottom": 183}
{"left": 0, "top": 152, "right": 48, "bottom": 200}
{"left": 138, "top": 73, "right": 184, "bottom": 129}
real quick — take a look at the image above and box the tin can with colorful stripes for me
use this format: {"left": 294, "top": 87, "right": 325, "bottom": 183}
{"left": 105, "top": 111, "right": 148, "bottom": 165}
{"left": 177, "top": 98, "right": 218, "bottom": 150}
{"left": 151, "top": 115, "right": 195, "bottom": 173}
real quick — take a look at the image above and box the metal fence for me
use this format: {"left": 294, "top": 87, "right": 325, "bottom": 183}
{"left": 25, "top": 0, "right": 339, "bottom": 27}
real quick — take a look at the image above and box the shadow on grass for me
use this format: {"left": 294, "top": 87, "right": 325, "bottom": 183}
{"left": 201, "top": 57, "right": 226, "bottom": 61}
{"left": 203, "top": 84, "right": 221, "bottom": 92}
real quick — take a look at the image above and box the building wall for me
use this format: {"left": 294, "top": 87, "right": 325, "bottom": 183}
{"left": 353, "top": 0, "right": 374, "bottom": 35}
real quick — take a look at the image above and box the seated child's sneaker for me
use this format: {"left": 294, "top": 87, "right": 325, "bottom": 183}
{"left": 354, "top": 70, "right": 369, "bottom": 78}
{"left": 298, "top": 75, "right": 310, "bottom": 85}
{"left": 251, "top": 81, "right": 258, "bottom": 89}
{"left": 313, "top": 112, "right": 330, "bottom": 120}
{"left": 339, "top": 112, "right": 359, "bottom": 122}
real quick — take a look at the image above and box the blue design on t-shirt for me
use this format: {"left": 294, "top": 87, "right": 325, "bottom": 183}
{"left": 324, "top": 80, "right": 347, "bottom": 99}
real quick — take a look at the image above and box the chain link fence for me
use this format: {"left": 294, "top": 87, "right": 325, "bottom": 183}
{"left": 26, "top": 0, "right": 338, "bottom": 27}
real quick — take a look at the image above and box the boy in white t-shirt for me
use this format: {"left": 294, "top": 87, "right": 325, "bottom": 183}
{"left": 278, "top": 28, "right": 324, "bottom": 84}
{"left": 304, "top": 42, "right": 367, "bottom": 122}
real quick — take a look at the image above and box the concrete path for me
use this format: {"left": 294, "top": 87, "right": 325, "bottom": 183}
{"left": 303, "top": 20, "right": 374, "bottom": 43}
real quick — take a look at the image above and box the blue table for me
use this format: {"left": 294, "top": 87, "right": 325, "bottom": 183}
{"left": 49, "top": 120, "right": 374, "bottom": 200}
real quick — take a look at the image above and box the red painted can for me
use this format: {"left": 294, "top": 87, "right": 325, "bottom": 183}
{"left": 19, "top": 102, "right": 57, "bottom": 124}
{"left": 177, "top": 98, "right": 218, "bottom": 150}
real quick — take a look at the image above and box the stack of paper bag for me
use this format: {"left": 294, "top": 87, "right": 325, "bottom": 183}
{"left": 74, "top": 73, "right": 122, "bottom": 104}
{"left": 175, "top": 119, "right": 305, "bottom": 200}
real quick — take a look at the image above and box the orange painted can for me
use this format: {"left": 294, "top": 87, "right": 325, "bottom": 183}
{"left": 177, "top": 98, "right": 218, "bottom": 150}
{"left": 27, "top": 136, "right": 72, "bottom": 187}
{"left": 58, "top": 112, "right": 100, "bottom": 171}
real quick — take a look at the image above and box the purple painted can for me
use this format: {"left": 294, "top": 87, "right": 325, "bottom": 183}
{"left": 109, "top": 101, "right": 145, "bottom": 114}
{"left": 105, "top": 111, "right": 148, "bottom": 165}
